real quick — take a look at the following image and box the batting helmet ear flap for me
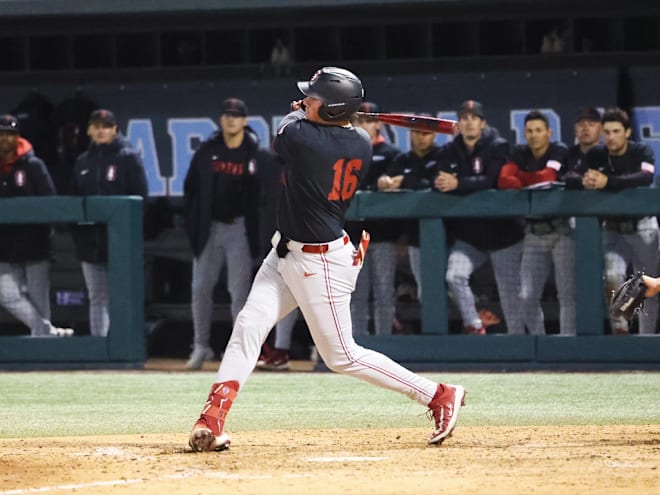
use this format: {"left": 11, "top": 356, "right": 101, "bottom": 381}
{"left": 297, "top": 67, "right": 364, "bottom": 122}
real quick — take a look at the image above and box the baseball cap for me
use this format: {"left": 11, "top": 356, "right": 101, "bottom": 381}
{"left": 222, "top": 98, "right": 248, "bottom": 117}
{"left": 89, "top": 109, "right": 117, "bottom": 126}
{"left": 574, "top": 106, "right": 601, "bottom": 123}
{"left": 457, "top": 100, "right": 484, "bottom": 119}
{"left": 0, "top": 114, "right": 20, "bottom": 133}
{"left": 358, "top": 101, "right": 379, "bottom": 114}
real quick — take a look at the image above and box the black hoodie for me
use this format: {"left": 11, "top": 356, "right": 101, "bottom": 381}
{"left": 0, "top": 137, "right": 56, "bottom": 261}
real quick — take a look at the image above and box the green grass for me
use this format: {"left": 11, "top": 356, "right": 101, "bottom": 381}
{"left": 1, "top": 372, "right": 659, "bottom": 438}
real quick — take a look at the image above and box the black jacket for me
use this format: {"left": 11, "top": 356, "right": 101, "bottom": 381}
{"left": 183, "top": 127, "right": 259, "bottom": 257}
{"left": 71, "top": 135, "right": 148, "bottom": 263}
{"left": 0, "top": 138, "right": 56, "bottom": 262}
{"left": 437, "top": 132, "right": 524, "bottom": 251}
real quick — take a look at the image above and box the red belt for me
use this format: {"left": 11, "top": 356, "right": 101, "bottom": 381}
{"left": 300, "top": 235, "right": 350, "bottom": 254}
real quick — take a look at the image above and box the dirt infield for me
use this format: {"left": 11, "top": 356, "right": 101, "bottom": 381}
{"left": 1, "top": 425, "right": 658, "bottom": 495}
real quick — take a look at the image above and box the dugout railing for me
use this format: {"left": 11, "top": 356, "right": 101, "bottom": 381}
{"left": 0, "top": 197, "right": 144, "bottom": 369}
{"left": 2, "top": 192, "right": 660, "bottom": 370}
{"left": 345, "top": 188, "right": 660, "bottom": 370}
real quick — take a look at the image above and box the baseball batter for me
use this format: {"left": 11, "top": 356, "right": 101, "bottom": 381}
{"left": 188, "top": 67, "right": 465, "bottom": 452}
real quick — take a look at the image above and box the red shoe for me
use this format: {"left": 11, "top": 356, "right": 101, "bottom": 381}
{"left": 477, "top": 308, "right": 501, "bottom": 327}
{"left": 463, "top": 324, "right": 486, "bottom": 335}
{"left": 189, "top": 381, "right": 239, "bottom": 452}
{"left": 256, "top": 348, "right": 290, "bottom": 371}
{"left": 256, "top": 343, "right": 273, "bottom": 368}
{"left": 427, "top": 384, "right": 466, "bottom": 445}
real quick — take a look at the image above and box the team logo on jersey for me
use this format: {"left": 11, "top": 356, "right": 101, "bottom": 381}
{"left": 248, "top": 158, "right": 257, "bottom": 175}
{"left": 14, "top": 170, "right": 25, "bottom": 187}
{"left": 473, "top": 157, "right": 482, "bottom": 174}
{"left": 425, "top": 160, "right": 437, "bottom": 169}
{"left": 106, "top": 165, "right": 117, "bottom": 182}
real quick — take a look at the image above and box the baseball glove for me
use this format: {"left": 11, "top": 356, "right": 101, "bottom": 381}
{"left": 609, "top": 271, "right": 647, "bottom": 320}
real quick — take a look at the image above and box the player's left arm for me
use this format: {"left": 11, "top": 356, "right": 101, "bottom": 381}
{"left": 516, "top": 143, "right": 566, "bottom": 186}
{"left": 124, "top": 150, "right": 149, "bottom": 199}
{"left": 28, "top": 157, "right": 57, "bottom": 195}
{"left": 605, "top": 143, "right": 655, "bottom": 190}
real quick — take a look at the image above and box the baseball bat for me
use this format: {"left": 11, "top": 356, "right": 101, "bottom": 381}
{"left": 355, "top": 112, "right": 457, "bottom": 135}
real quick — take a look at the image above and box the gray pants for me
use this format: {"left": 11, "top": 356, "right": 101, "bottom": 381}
{"left": 24, "top": 261, "right": 51, "bottom": 320}
{"left": 520, "top": 231, "right": 576, "bottom": 335}
{"left": 408, "top": 245, "right": 422, "bottom": 301}
{"left": 351, "top": 242, "right": 397, "bottom": 336}
{"left": 0, "top": 261, "right": 52, "bottom": 336}
{"left": 604, "top": 218, "right": 659, "bottom": 334}
{"left": 191, "top": 219, "right": 252, "bottom": 349}
{"left": 274, "top": 308, "right": 300, "bottom": 349}
{"left": 446, "top": 240, "right": 525, "bottom": 334}
{"left": 82, "top": 261, "right": 109, "bottom": 337}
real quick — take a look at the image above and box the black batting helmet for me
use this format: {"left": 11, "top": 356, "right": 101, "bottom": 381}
{"left": 297, "top": 67, "right": 364, "bottom": 122}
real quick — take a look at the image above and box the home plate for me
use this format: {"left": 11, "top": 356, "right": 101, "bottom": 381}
{"left": 304, "top": 456, "right": 388, "bottom": 462}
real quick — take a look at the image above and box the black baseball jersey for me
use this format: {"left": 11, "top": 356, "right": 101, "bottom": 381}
{"left": 566, "top": 144, "right": 588, "bottom": 173}
{"left": 510, "top": 142, "right": 569, "bottom": 175}
{"left": 582, "top": 142, "right": 654, "bottom": 189}
{"left": 274, "top": 109, "right": 372, "bottom": 243}
{"left": 388, "top": 145, "right": 442, "bottom": 247}
{"left": 437, "top": 133, "right": 524, "bottom": 251}
{"left": 0, "top": 137, "right": 55, "bottom": 262}
{"left": 389, "top": 145, "right": 441, "bottom": 190}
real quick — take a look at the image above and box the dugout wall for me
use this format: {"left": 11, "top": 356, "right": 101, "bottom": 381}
{"left": 0, "top": 197, "right": 145, "bottom": 369}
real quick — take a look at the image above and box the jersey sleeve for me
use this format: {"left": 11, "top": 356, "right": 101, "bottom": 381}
{"left": 28, "top": 157, "right": 56, "bottom": 195}
{"left": 273, "top": 110, "right": 306, "bottom": 165}
{"left": 606, "top": 143, "right": 655, "bottom": 190}
{"left": 124, "top": 149, "right": 149, "bottom": 199}
{"left": 516, "top": 144, "right": 565, "bottom": 186}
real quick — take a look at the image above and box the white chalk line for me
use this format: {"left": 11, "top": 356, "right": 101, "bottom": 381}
{"left": 304, "top": 456, "right": 388, "bottom": 462}
{"left": 0, "top": 469, "right": 312, "bottom": 494}
{"left": 2, "top": 449, "right": 380, "bottom": 494}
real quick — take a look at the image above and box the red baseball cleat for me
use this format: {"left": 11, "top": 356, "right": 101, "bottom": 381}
{"left": 462, "top": 324, "right": 486, "bottom": 335}
{"left": 427, "top": 384, "right": 466, "bottom": 445}
{"left": 256, "top": 343, "right": 273, "bottom": 368}
{"left": 256, "top": 348, "right": 290, "bottom": 371}
{"left": 189, "top": 417, "right": 231, "bottom": 452}
{"left": 189, "top": 381, "right": 239, "bottom": 452}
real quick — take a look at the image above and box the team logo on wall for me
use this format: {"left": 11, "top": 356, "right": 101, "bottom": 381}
{"left": 14, "top": 170, "right": 25, "bottom": 187}
{"left": 106, "top": 165, "right": 117, "bottom": 182}
{"left": 473, "top": 157, "right": 482, "bottom": 174}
